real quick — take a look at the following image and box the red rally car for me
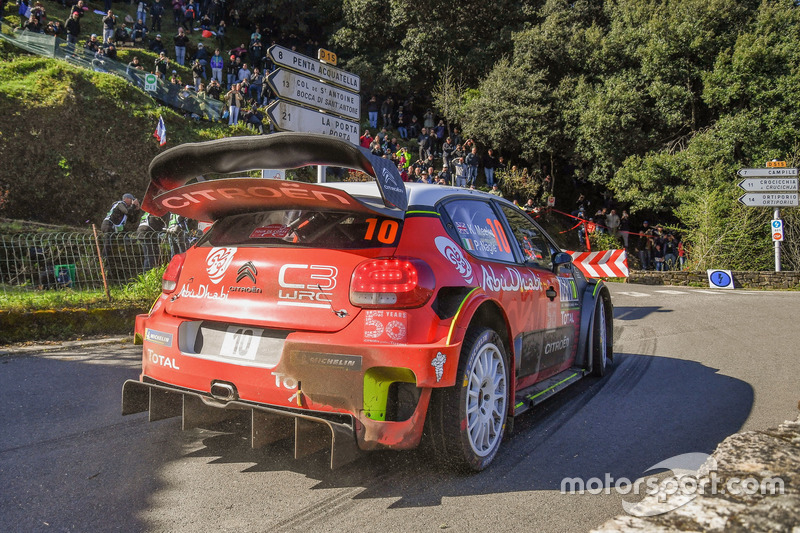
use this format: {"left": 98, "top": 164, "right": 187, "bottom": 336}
{"left": 122, "top": 132, "right": 613, "bottom": 471}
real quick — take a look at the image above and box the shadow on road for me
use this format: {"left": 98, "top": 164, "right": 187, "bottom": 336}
{"left": 176, "top": 350, "right": 753, "bottom": 508}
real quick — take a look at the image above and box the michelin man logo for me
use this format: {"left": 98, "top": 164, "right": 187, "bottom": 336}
{"left": 431, "top": 352, "right": 446, "bottom": 382}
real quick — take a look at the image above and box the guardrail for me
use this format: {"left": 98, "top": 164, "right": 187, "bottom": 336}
{"left": 0, "top": 18, "right": 223, "bottom": 120}
{"left": 0, "top": 230, "right": 177, "bottom": 294}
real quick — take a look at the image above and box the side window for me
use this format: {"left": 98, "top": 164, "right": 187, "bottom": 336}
{"left": 500, "top": 206, "right": 554, "bottom": 270}
{"left": 443, "top": 199, "right": 515, "bottom": 262}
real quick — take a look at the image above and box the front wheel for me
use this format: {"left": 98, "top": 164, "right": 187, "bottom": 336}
{"left": 426, "top": 327, "right": 509, "bottom": 471}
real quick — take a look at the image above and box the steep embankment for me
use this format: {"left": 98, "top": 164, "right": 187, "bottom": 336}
{"left": 0, "top": 43, "right": 234, "bottom": 227}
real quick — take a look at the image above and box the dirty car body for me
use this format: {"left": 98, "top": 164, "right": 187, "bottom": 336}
{"left": 122, "top": 132, "right": 613, "bottom": 471}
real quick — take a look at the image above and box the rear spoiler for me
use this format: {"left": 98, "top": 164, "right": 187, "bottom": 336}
{"left": 142, "top": 132, "right": 407, "bottom": 217}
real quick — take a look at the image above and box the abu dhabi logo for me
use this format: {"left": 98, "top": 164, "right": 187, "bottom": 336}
{"left": 236, "top": 262, "right": 258, "bottom": 284}
{"left": 206, "top": 247, "right": 236, "bottom": 284}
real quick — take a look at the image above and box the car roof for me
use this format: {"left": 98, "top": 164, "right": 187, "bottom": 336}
{"left": 329, "top": 181, "right": 513, "bottom": 210}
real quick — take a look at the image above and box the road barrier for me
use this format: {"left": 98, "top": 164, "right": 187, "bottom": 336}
{"left": 567, "top": 249, "right": 629, "bottom": 278}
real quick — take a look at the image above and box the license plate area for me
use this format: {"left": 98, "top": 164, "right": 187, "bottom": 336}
{"left": 178, "top": 321, "right": 289, "bottom": 368}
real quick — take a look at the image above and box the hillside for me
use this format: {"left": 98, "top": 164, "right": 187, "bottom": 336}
{"left": 0, "top": 43, "right": 243, "bottom": 228}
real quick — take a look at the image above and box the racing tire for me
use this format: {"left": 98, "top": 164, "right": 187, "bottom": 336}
{"left": 591, "top": 298, "right": 612, "bottom": 377}
{"left": 425, "top": 327, "right": 509, "bottom": 471}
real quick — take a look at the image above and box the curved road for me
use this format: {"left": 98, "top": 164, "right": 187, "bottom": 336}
{"left": 1, "top": 283, "right": 797, "bottom": 532}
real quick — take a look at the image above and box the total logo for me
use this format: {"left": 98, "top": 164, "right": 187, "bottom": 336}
{"left": 206, "top": 247, "right": 236, "bottom": 284}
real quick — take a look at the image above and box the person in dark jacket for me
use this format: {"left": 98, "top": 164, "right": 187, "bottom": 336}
{"left": 137, "top": 211, "right": 166, "bottom": 270}
{"left": 64, "top": 11, "right": 80, "bottom": 47}
{"left": 101, "top": 193, "right": 139, "bottom": 261}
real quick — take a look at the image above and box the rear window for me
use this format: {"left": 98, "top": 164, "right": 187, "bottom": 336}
{"left": 198, "top": 210, "right": 403, "bottom": 249}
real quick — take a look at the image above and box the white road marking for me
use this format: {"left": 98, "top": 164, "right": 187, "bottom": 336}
{"left": 616, "top": 291, "right": 651, "bottom": 297}
{"left": 653, "top": 290, "right": 688, "bottom": 295}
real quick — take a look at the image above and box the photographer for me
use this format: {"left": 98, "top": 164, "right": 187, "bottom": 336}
{"left": 102, "top": 10, "right": 116, "bottom": 46}
{"left": 101, "top": 193, "right": 139, "bottom": 261}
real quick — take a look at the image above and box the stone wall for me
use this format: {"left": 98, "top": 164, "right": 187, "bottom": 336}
{"left": 592, "top": 414, "right": 800, "bottom": 532}
{"left": 628, "top": 271, "right": 800, "bottom": 289}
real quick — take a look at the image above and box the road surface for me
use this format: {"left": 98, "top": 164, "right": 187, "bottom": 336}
{"left": 1, "top": 283, "right": 797, "bottom": 532}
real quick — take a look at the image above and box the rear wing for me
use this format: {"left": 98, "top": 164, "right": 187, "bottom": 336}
{"left": 142, "top": 132, "right": 407, "bottom": 219}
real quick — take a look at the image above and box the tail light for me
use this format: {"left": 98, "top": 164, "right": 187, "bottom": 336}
{"left": 350, "top": 257, "right": 435, "bottom": 308}
{"left": 162, "top": 253, "right": 186, "bottom": 293}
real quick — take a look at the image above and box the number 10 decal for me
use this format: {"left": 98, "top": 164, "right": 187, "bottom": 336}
{"left": 220, "top": 326, "right": 264, "bottom": 360}
{"left": 486, "top": 218, "right": 511, "bottom": 253}
{"left": 364, "top": 218, "right": 399, "bottom": 244}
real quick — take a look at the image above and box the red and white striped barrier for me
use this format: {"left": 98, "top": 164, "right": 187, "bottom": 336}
{"left": 567, "top": 249, "right": 629, "bottom": 278}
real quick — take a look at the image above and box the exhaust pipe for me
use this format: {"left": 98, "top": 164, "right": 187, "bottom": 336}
{"left": 210, "top": 381, "right": 238, "bottom": 401}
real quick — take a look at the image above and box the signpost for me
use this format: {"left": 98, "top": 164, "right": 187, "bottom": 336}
{"left": 737, "top": 177, "right": 799, "bottom": 192}
{"left": 737, "top": 192, "right": 799, "bottom": 207}
{"left": 267, "top": 44, "right": 360, "bottom": 93}
{"left": 266, "top": 69, "right": 360, "bottom": 121}
{"left": 266, "top": 100, "right": 359, "bottom": 145}
{"left": 737, "top": 161, "right": 798, "bottom": 272}
{"left": 736, "top": 168, "right": 798, "bottom": 177}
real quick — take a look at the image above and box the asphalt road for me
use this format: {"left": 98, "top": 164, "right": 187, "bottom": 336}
{"left": 1, "top": 283, "right": 797, "bottom": 532}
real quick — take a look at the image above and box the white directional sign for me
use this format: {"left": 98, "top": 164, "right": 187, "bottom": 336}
{"left": 738, "top": 192, "right": 799, "bottom": 207}
{"left": 267, "top": 44, "right": 360, "bottom": 93}
{"left": 266, "top": 100, "right": 359, "bottom": 145}
{"left": 267, "top": 69, "right": 360, "bottom": 121}
{"left": 738, "top": 177, "right": 799, "bottom": 192}
{"left": 737, "top": 168, "right": 798, "bottom": 177}
{"left": 772, "top": 219, "right": 784, "bottom": 242}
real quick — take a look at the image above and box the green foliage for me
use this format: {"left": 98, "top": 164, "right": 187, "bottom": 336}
{"left": 120, "top": 264, "right": 167, "bottom": 302}
{"left": 589, "top": 231, "right": 622, "bottom": 252}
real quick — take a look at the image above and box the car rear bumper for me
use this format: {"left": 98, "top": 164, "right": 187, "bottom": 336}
{"left": 122, "top": 377, "right": 433, "bottom": 468}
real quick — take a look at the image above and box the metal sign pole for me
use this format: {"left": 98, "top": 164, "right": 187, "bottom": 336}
{"left": 318, "top": 165, "right": 325, "bottom": 183}
{"left": 775, "top": 207, "right": 781, "bottom": 272}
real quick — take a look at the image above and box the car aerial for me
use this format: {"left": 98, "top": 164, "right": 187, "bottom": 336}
{"left": 122, "top": 132, "right": 613, "bottom": 471}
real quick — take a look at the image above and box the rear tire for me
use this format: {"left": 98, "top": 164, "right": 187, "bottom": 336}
{"left": 426, "top": 327, "right": 509, "bottom": 471}
{"left": 591, "top": 298, "right": 611, "bottom": 377}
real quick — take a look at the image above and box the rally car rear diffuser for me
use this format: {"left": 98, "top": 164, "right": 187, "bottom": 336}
{"left": 122, "top": 379, "right": 361, "bottom": 469}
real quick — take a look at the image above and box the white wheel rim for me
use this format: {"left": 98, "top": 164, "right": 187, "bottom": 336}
{"left": 598, "top": 300, "right": 607, "bottom": 368}
{"left": 465, "top": 342, "right": 507, "bottom": 457}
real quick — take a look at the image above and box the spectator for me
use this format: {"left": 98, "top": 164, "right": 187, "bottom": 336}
{"left": 619, "top": 210, "right": 631, "bottom": 248}
{"left": 194, "top": 42, "right": 208, "bottom": 72}
{"left": 653, "top": 243, "right": 665, "bottom": 271}
{"left": 149, "top": 34, "right": 165, "bottom": 54}
{"left": 483, "top": 148, "right": 498, "bottom": 187}
{"left": 174, "top": 27, "right": 189, "bottom": 66}
{"left": 210, "top": 48, "right": 224, "bottom": 84}
{"left": 380, "top": 96, "right": 394, "bottom": 128}
{"left": 103, "top": 37, "right": 117, "bottom": 60}
{"left": 131, "top": 18, "right": 147, "bottom": 43}
{"left": 243, "top": 105, "right": 265, "bottom": 134}
{"left": 206, "top": 78, "right": 222, "bottom": 100}
{"left": 137, "top": 211, "right": 166, "bottom": 271}
{"left": 166, "top": 213, "right": 190, "bottom": 256}
{"left": 605, "top": 209, "right": 621, "bottom": 238}
{"left": 101, "top": 193, "right": 139, "bottom": 261}
{"left": 85, "top": 33, "right": 100, "bottom": 54}
{"left": 417, "top": 127, "right": 433, "bottom": 162}
{"left": 126, "top": 55, "right": 145, "bottom": 85}
{"left": 225, "top": 55, "right": 240, "bottom": 89}
{"left": 154, "top": 51, "right": 169, "bottom": 78}
{"left": 114, "top": 24, "right": 130, "bottom": 46}
{"left": 225, "top": 83, "right": 244, "bottom": 125}
{"left": 464, "top": 144, "right": 479, "bottom": 187}
{"left": 249, "top": 39, "right": 263, "bottom": 66}
{"left": 359, "top": 130, "right": 372, "bottom": 149}
{"left": 663, "top": 233, "right": 678, "bottom": 270}
{"left": 396, "top": 107, "right": 408, "bottom": 139}
{"left": 169, "top": 70, "right": 181, "bottom": 85}
{"left": 102, "top": 10, "right": 116, "bottom": 46}
{"left": 367, "top": 95, "right": 379, "bottom": 129}
{"left": 423, "top": 109, "right": 434, "bottom": 129}
{"left": 439, "top": 164, "right": 452, "bottom": 186}
{"left": 70, "top": 1, "right": 86, "bottom": 20}
{"left": 524, "top": 198, "right": 536, "bottom": 211}
{"left": 171, "top": 0, "right": 183, "bottom": 26}
{"left": 237, "top": 62, "right": 251, "bottom": 83}
{"left": 230, "top": 42, "right": 247, "bottom": 59}
{"left": 434, "top": 120, "right": 446, "bottom": 153}
{"left": 489, "top": 184, "right": 504, "bottom": 197}
{"left": 677, "top": 237, "right": 687, "bottom": 269}
{"left": 24, "top": 14, "right": 43, "bottom": 33}
{"left": 136, "top": 0, "right": 149, "bottom": 26}
{"left": 453, "top": 157, "right": 468, "bottom": 188}
{"left": 149, "top": 0, "right": 163, "bottom": 32}
{"left": 496, "top": 156, "right": 507, "bottom": 174}
{"left": 451, "top": 127, "right": 463, "bottom": 148}
{"left": 191, "top": 59, "right": 204, "bottom": 88}
{"left": 636, "top": 221, "right": 653, "bottom": 270}
{"left": 249, "top": 67, "right": 263, "bottom": 103}
{"left": 182, "top": 0, "right": 196, "bottom": 33}
{"left": 216, "top": 19, "right": 226, "bottom": 50}
{"left": 442, "top": 137, "right": 454, "bottom": 170}
{"left": 64, "top": 11, "right": 81, "bottom": 48}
